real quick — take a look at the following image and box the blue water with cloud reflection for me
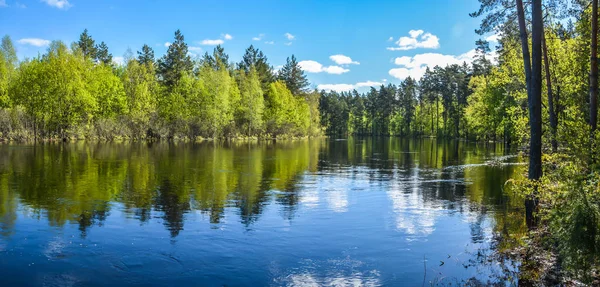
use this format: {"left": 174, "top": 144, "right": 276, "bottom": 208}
{"left": 0, "top": 138, "right": 523, "bottom": 286}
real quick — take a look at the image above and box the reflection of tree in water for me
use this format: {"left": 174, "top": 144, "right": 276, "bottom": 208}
{"left": 154, "top": 180, "right": 190, "bottom": 237}
{"left": 77, "top": 202, "right": 110, "bottom": 238}
{"left": 0, "top": 139, "right": 525, "bottom": 241}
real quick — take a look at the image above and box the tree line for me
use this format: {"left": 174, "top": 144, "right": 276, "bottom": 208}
{"left": 0, "top": 29, "right": 320, "bottom": 141}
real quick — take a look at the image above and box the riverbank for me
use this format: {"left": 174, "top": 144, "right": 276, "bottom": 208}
{"left": 500, "top": 152, "right": 600, "bottom": 286}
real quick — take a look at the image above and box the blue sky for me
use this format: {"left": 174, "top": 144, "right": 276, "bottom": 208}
{"left": 0, "top": 0, "right": 496, "bottom": 92}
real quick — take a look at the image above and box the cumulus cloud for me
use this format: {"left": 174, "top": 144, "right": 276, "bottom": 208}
{"left": 252, "top": 34, "right": 265, "bottom": 41}
{"left": 201, "top": 33, "right": 233, "bottom": 46}
{"left": 388, "top": 50, "right": 476, "bottom": 80}
{"left": 298, "top": 60, "right": 349, "bottom": 74}
{"left": 317, "top": 80, "right": 383, "bottom": 92}
{"left": 41, "top": 0, "right": 71, "bottom": 9}
{"left": 265, "top": 41, "right": 275, "bottom": 45}
{"left": 17, "top": 38, "right": 50, "bottom": 47}
{"left": 388, "top": 36, "right": 393, "bottom": 41}
{"left": 164, "top": 42, "right": 171, "bottom": 47}
{"left": 387, "top": 29, "right": 440, "bottom": 51}
{"left": 201, "top": 39, "right": 224, "bottom": 45}
{"left": 329, "top": 54, "right": 359, "bottom": 65}
{"left": 188, "top": 46, "right": 202, "bottom": 52}
{"left": 284, "top": 32, "right": 295, "bottom": 40}
{"left": 284, "top": 42, "right": 292, "bottom": 46}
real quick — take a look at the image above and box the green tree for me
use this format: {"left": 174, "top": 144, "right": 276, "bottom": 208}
{"left": 238, "top": 45, "right": 275, "bottom": 90}
{"left": 235, "top": 67, "right": 265, "bottom": 136}
{"left": 77, "top": 29, "right": 97, "bottom": 60}
{"left": 277, "top": 55, "right": 309, "bottom": 95}
{"left": 157, "top": 30, "right": 193, "bottom": 88}
{"left": 137, "top": 44, "right": 155, "bottom": 67}
{"left": 95, "top": 41, "right": 112, "bottom": 65}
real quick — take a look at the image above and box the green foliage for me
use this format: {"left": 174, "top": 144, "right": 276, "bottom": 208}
{"left": 77, "top": 29, "right": 97, "bottom": 60}
{"left": 264, "top": 81, "right": 309, "bottom": 137}
{"left": 95, "top": 42, "right": 112, "bottom": 65}
{"left": 122, "top": 59, "right": 158, "bottom": 137}
{"left": 277, "top": 55, "right": 308, "bottom": 95}
{"left": 137, "top": 44, "right": 155, "bottom": 67}
{"left": 86, "top": 63, "right": 126, "bottom": 119}
{"left": 238, "top": 45, "right": 275, "bottom": 91}
{"left": 235, "top": 67, "right": 265, "bottom": 136}
{"left": 157, "top": 30, "right": 193, "bottom": 88}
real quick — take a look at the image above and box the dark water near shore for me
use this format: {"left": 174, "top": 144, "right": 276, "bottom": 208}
{"left": 0, "top": 138, "right": 526, "bottom": 286}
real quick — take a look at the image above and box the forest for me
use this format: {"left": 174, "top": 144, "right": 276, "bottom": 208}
{"left": 0, "top": 30, "right": 320, "bottom": 141}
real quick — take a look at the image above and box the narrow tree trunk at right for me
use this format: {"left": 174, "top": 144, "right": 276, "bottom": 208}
{"left": 591, "top": 0, "right": 599, "bottom": 133}
{"left": 543, "top": 36, "right": 558, "bottom": 152}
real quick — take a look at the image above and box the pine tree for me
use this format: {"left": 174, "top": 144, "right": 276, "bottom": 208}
{"left": 238, "top": 45, "right": 275, "bottom": 91}
{"left": 137, "top": 44, "right": 155, "bottom": 67}
{"left": 157, "top": 30, "right": 193, "bottom": 88}
{"left": 95, "top": 41, "right": 112, "bottom": 65}
{"left": 277, "top": 55, "right": 308, "bottom": 95}
{"left": 77, "top": 29, "right": 97, "bottom": 60}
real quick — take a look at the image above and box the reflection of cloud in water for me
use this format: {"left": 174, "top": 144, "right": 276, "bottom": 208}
{"left": 287, "top": 271, "right": 380, "bottom": 287}
{"left": 299, "top": 175, "right": 351, "bottom": 213}
{"left": 276, "top": 258, "right": 381, "bottom": 287}
{"left": 326, "top": 188, "right": 348, "bottom": 213}
{"left": 299, "top": 188, "right": 319, "bottom": 208}
{"left": 387, "top": 169, "right": 441, "bottom": 236}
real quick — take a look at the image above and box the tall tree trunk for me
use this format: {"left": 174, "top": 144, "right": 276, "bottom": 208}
{"left": 543, "top": 35, "right": 558, "bottom": 152}
{"left": 531, "top": 0, "right": 543, "bottom": 180}
{"left": 591, "top": 0, "right": 599, "bottom": 133}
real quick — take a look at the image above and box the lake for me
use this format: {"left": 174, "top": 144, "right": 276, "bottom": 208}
{"left": 0, "top": 138, "right": 526, "bottom": 286}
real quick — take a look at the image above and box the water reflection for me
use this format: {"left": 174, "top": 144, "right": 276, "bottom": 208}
{"left": 0, "top": 138, "right": 527, "bottom": 285}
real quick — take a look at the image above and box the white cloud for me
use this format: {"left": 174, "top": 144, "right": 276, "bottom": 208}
{"left": 322, "top": 66, "right": 350, "bottom": 74}
{"left": 164, "top": 42, "right": 171, "bottom": 47}
{"left": 113, "top": 56, "right": 125, "bottom": 66}
{"left": 265, "top": 41, "right": 275, "bottom": 45}
{"left": 388, "top": 50, "right": 475, "bottom": 80}
{"left": 298, "top": 60, "right": 349, "bottom": 74}
{"left": 252, "top": 34, "right": 264, "bottom": 41}
{"left": 201, "top": 39, "right": 224, "bottom": 45}
{"left": 387, "top": 29, "right": 440, "bottom": 51}
{"left": 41, "top": 0, "right": 71, "bottom": 9}
{"left": 223, "top": 34, "right": 233, "bottom": 40}
{"left": 0, "top": 0, "right": 7, "bottom": 7}
{"left": 188, "top": 46, "right": 202, "bottom": 52}
{"left": 284, "top": 42, "right": 292, "bottom": 46}
{"left": 355, "top": 81, "right": 383, "bottom": 87}
{"left": 317, "top": 80, "right": 383, "bottom": 92}
{"left": 15, "top": 2, "right": 25, "bottom": 8}
{"left": 329, "top": 54, "right": 359, "bottom": 65}
{"left": 486, "top": 34, "right": 500, "bottom": 42}
{"left": 17, "top": 38, "right": 50, "bottom": 47}
{"left": 284, "top": 32, "right": 295, "bottom": 40}
{"left": 388, "top": 36, "right": 393, "bottom": 41}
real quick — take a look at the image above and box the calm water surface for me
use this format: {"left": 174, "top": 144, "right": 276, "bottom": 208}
{"left": 0, "top": 138, "right": 526, "bottom": 286}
